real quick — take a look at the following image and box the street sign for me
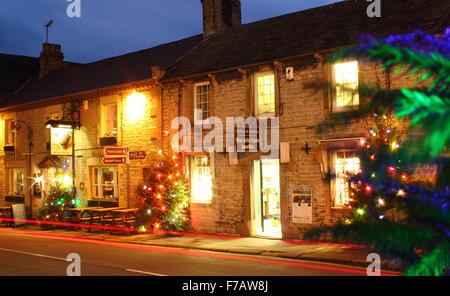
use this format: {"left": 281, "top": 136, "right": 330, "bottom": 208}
{"left": 103, "top": 147, "right": 128, "bottom": 157}
{"left": 102, "top": 157, "right": 127, "bottom": 165}
{"left": 129, "top": 151, "right": 147, "bottom": 160}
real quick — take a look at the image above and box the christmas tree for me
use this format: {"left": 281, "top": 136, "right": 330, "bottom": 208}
{"left": 135, "top": 152, "right": 191, "bottom": 233}
{"left": 305, "top": 28, "right": 450, "bottom": 276}
{"left": 38, "top": 169, "right": 75, "bottom": 223}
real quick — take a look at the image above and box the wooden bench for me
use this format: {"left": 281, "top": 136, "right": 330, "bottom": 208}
{"left": 112, "top": 208, "right": 139, "bottom": 235}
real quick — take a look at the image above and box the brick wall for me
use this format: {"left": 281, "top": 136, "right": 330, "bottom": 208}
{"left": 161, "top": 56, "right": 423, "bottom": 239}
{"left": 0, "top": 86, "right": 161, "bottom": 215}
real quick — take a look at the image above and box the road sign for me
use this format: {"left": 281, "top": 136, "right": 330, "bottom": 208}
{"left": 104, "top": 147, "right": 128, "bottom": 157}
{"left": 102, "top": 157, "right": 127, "bottom": 165}
{"left": 129, "top": 151, "right": 147, "bottom": 160}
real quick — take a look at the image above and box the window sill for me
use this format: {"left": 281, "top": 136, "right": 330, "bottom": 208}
{"left": 331, "top": 206, "right": 351, "bottom": 210}
{"left": 331, "top": 105, "right": 359, "bottom": 113}
{"left": 191, "top": 201, "right": 212, "bottom": 205}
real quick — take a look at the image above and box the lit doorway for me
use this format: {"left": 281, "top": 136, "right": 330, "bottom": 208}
{"left": 253, "top": 159, "right": 281, "bottom": 238}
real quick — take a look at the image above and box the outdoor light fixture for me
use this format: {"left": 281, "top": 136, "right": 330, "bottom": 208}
{"left": 125, "top": 90, "right": 147, "bottom": 122}
{"left": 45, "top": 120, "right": 81, "bottom": 130}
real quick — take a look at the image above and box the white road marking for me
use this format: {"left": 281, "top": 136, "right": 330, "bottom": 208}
{"left": 125, "top": 269, "right": 168, "bottom": 276}
{"left": 0, "top": 247, "right": 68, "bottom": 262}
{"left": 0, "top": 247, "right": 169, "bottom": 276}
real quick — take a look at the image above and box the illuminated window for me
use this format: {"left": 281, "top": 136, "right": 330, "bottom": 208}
{"left": 333, "top": 151, "right": 360, "bottom": 207}
{"left": 194, "top": 82, "right": 210, "bottom": 123}
{"left": 332, "top": 61, "right": 359, "bottom": 110}
{"left": 4, "top": 119, "right": 16, "bottom": 146}
{"left": 255, "top": 72, "right": 276, "bottom": 116}
{"left": 7, "top": 168, "right": 24, "bottom": 196}
{"left": 103, "top": 103, "right": 117, "bottom": 137}
{"left": 190, "top": 156, "right": 212, "bottom": 203}
{"left": 91, "top": 167, "right": 118, "bottom": 201}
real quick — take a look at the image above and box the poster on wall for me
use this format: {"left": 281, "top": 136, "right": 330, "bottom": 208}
{"left": 50, "top": 128, "right": 73, "bottom": 156}
{"left": 292, "top": 188, "right": 312, "bottom": 224}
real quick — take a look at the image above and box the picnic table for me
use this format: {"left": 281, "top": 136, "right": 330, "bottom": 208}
{"left": 87, "top": 207, "right": 126, "bottom": 229}
{"left": 112, "top": 208, "right": 138, "bottom": 227}
{"left": 65, "top": 207, "right": 103, "bottom": 229}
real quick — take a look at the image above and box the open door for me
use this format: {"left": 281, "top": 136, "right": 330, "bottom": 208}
{"left": 253, "top": 159, "right": 281, "bottom": 238}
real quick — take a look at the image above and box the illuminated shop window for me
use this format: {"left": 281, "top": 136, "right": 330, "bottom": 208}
{"left": 91, "top": 167, "right": 118, "bottom": 201}
{"left": 333, "top": 151, "right": 360, "bottom": 207}
{"left": 7, "top": 168, "right": 24, "bottom": 196}
{"left": 190, "top": 156, "right": 213, "bottom": 203}
{"left": 194, "top": 82, "right": 210, "bottom": 123}
{"left": 332, "top": 61, "right": 359, "bottom": 110}
{"left": 255, "top": 72, "right": 276, "bottom": 116}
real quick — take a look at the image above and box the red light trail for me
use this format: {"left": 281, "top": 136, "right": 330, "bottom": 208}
{"left": 0, "top": 228, "right": 398, "bottom": 276}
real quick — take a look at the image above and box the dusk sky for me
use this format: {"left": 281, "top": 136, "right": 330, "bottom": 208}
{"left": 0, "top": 0, "right": 340, "bottom": 63}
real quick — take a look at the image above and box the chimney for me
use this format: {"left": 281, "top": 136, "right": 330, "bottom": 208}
{"left": 201, "top": 0, "right": 242, "bottom": 36}
{"left": 39, "top": 43, "right": 65, "bottom": 78}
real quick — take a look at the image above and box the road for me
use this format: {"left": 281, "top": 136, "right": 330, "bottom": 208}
{"left": 0, "top": 229, "right": 371, "bottom": 276}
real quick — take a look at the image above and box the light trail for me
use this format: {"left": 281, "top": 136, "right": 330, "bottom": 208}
{"left": 0, "top": 228, "right": 398, "bottom": 276}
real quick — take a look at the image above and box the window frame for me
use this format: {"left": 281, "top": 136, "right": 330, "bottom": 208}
{"left": 331, "top": 150, "right": 361, "bottom": 208}
{"left": 102, "top": 103, "right": 118, "bottom": 137}
{"left": 4, "top": 119, "right": 16, "bottom": 147}
{"left": 331, "top": 60, "right": 360, "bottom": 113}
{"left": 90, "top": 166, "right": 119, "bottom": 201}
{"left": 189, "top": 155, "right": 213, "bottom": 204}
{"left": 254, "top": 71, "right": 276, "bottom": 117}
{"left": 193, "top": 82, "right": 211, "bottom": 125}
{"left": 7, "top": 168, "right": 25, "bottom": 196}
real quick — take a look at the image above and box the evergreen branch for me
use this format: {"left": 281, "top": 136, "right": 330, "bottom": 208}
{"left": 403, "top": 243, "right": 450, "bottom": 276}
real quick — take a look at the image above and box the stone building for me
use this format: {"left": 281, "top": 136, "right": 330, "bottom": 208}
{"left": 0, "top": 0, "right": 448, "bottom": 238}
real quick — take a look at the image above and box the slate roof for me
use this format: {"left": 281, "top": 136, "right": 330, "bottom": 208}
{"left": 0, "top": 53, "right": 39, "bottom": 95}
{"left": 163, "top": 0, "right": 450, "bottom": 80}
{"left": 3, "top": 34, "right": 202, "bottom": 108}
{"left": 3, "top": 0, "right": 449, "bottom": 109}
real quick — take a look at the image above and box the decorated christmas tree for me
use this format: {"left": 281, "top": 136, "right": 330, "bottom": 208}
{"left": 305, "top": 28, "right": 450, "bottom": 276}
{"left": 38, "top": 169, "right": 75, "bottom": 222}
{"left": 135, "top": 152, "right": 191, "bottom": 233}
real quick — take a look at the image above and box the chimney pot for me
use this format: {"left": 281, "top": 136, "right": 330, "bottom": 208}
{"left": 201, "top": 0, "right": 241, "bottom": 36}
{"left": 39, "top": 43, "right": 65, "bottom": 79}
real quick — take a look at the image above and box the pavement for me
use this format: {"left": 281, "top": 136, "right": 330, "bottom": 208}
{"left": 0, "top": 224, "right": 401, "bottom": 272}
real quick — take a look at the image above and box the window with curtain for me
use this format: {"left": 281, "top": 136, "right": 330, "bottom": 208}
{"left": 255, "top": 72, "right": 276, "bottom": 116}
{"left": 4, "top": 119, "right": 16, "bottom": 146}
{"left": 103, "top": 103, "right": 118, "bottom": 137}
{"left": 91, "top": 167, "right": 118, "bottom": 201}
{"left": 333, "top": 150, "right": 360, "bottom": 207}
{"left": 7, "top": 168, "right": 24, "bottom": 196}
{"left": 332, "top": 61, "right": 359, "bottom": 110}
{"left": 190, "top": 156, "right": 213, "bottom": 203}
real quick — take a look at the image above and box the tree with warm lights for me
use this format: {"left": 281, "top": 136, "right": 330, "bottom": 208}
{"left": 305, "top": 28, "right": 450, "bottom": 275}
{"left": 135, "top": 152, "right": 191, "bottom": 233}
{"left": 38, "top": 169, "right": 76, "bottom": 225}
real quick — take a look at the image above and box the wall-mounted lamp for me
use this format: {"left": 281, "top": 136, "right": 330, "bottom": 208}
{"left": 45, "top": 120, "right": 80, "bottom": 129}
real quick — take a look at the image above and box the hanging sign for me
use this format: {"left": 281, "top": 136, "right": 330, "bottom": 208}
{"left": 292, "top": 188, "right": 312, "bottom": 224}
{"left": 50, "top": 128, "right": 73, "bottom": 156}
